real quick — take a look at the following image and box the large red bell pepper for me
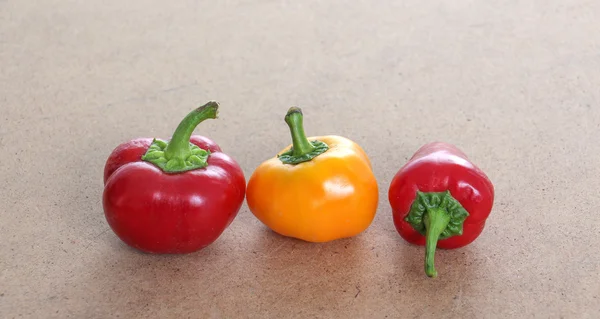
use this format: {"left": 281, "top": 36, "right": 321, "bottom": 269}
{"left": 102, "top": 101, "right": 246, "bottom": 254}
{"left": 388, "top": 142, "right": 494, "bottom": 277}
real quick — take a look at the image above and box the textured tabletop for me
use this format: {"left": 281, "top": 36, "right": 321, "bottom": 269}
{"left": 1, "top": 1, "right": 599, "bottom": 318}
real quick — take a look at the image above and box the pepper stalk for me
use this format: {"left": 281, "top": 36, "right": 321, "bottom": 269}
{"left": 404, "top": 191, "right": 469, "bottom": 278}
{"left": 277, "top": 107, "right": 329, "bottom": 165}
{"left": 141, "top": 101, "right": 219, "bottom": 173}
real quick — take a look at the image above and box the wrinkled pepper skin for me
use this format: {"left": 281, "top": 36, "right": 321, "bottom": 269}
{"left": 388, "top": 142, "right": 494, "bottom": 277}
{"left": 247, "top": 108, "right": 378, "bottom": 243}
{"left": 102, "top": 102, "right": 246, "bottom": 254}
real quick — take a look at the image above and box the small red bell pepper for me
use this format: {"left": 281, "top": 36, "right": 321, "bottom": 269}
{"left": 102, "top": 101, "right": 246, "bottom": 254}
{"left": 388, "top": 142, "right": 494, "bottom": 277}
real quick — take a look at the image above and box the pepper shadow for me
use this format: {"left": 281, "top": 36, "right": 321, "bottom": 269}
{"left": 250, "top": 225, "right": 368, "bottom": 270}
{"left": 393, "top": 238, "right": 488, "bottom": 308}
{"left": 245, "top": 225, "right": 373, "bottom": 306}
{"left": 396, "top": 239, "right": 487, "bottom": 278}
{"left": 67, "top": 231, "right": 246, "bottom": 317}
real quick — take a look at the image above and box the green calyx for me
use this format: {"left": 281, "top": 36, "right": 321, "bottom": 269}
{"left": 141, "top": 139, "right": 210, "bottom": 172}
{"left": 405, "top": 190, "right": 469, "bottom": 278}
{"left": 141, "top": 101, "right": 218, "bottom": 173}
{"left": 278, "top": 107, "right": 329, "bottom": 165}
{"left": 405, "top": 191, "right": 469, "bottom": 239}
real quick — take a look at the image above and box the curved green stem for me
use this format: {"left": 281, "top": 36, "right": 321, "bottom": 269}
{"left": 404, "top": 191, "right": 469, "bottom": 278}
{"left": 284, "top": 107, "right": 316, "bottom": 157}
{"left": 278, "top": 107, "right": 329, "bottom": 165}
{"left": 423, "top": 208, "right": 450, "bottom": 278}
{"left": 141, "top": 101, "right": 218, "bottom": 173}
{"left": 164, "top": 101, "right": 218, "bottom": 161}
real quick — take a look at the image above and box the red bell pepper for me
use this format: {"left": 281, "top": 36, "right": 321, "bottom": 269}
{"left": 388, "top": 142, "right": 494, "bottom": 277}
{"left": 102, "top": 101, "right": 246, "bottom": 254}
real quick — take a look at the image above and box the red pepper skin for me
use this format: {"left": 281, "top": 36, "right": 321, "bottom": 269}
{"left": 102, "top": 102, "right": 246, "bottom": 254}
{"left": 103, "top": 149, "right": 245, "bottom": 253}
{"left": 388, "top": 142, "right": 494, "bottom": 249}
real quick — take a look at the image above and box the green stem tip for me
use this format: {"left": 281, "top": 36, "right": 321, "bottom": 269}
{"left": 284, "top": 107, "right": 316, "bottom": 157}
{"left": 278, "top": 107, "right": 329, "bottom": 165}
{"left": 141, "top": 101, "right": 219, "bottom": 173}
{"left": 423, "top": 208, "right": 451, "bottom": 278}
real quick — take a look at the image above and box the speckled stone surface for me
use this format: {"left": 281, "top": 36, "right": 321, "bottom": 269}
{"left": 1, "top": 1, "right": 599, "bottom": 318}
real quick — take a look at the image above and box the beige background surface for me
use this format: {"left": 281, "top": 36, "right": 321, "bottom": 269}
{"left": 1, "top": 0, "right": 599, "bottom": 318}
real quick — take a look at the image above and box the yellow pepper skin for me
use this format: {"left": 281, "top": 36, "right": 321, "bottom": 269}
{"left": 246, "top": 107, "right": 378, "bottom": 243}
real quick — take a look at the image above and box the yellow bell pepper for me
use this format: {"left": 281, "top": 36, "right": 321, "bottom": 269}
{"left": 246, "top": 107, "right": 379, "bottom": 242}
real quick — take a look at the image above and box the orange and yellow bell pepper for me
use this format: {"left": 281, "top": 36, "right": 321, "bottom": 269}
{"left": 246, "top": 107, "right": 379, "bottom": 242}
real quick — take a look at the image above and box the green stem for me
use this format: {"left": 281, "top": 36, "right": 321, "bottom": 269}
{"left": 277, "top": 107, "right": 329, "bottom": 165}
{"left": 164, "top": 101, "right": 219, "bottom": 161}
{"left": 284, "top": 107, "right": 316, "bottom": 157}
{"left": 141, "top": 101, "right": 218, "bottom": 173}
{"left": 423, "top": 208, "right": 451, "bottom": 278}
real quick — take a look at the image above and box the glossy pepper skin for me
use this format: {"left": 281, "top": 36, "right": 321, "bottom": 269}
{"left": 388, "top": 142, "right": 494, "bottom": 277}
{"left": 247, "top": 107, "right": 378, "bottom": 243}
{"left": 102, "top": 101, "right": 246, "bottom": 254}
